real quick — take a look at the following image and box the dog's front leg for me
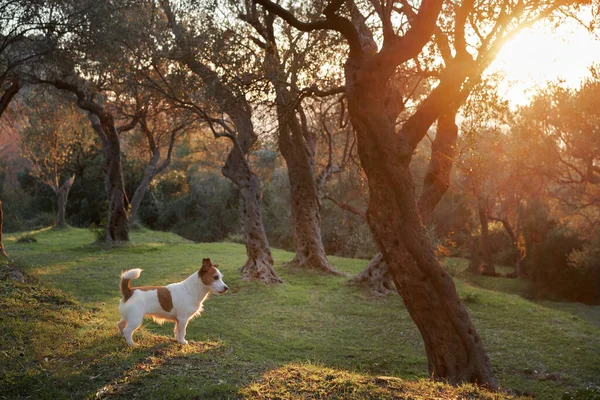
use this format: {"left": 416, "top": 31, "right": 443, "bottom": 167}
{"left": 176, "top": 318, "right": 189, "bottom": 345}
{"left": 174, "top": 320, "right": 179, "bottom": 339}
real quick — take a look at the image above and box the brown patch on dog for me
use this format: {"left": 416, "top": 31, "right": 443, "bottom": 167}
{"left": 200, "top": 266, "right": 218, "bottom": 286}
{"left": 121, "top": 277, "right": 134, "bottom": 301}
{"left": 123, "top": 285, "right": 174, "bottom": 312}
{"left": 199, "top": 258, "right": 218, "bottom": 286}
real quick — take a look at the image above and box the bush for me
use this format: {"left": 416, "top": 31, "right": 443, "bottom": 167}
{"left": 143, "top": 171, "right": 239, "bottom": 242}
{"left": 225, "top": 233, "right": 245, "bottom": 244}
{"left": 16, "top": 234, "right": 37, "bottom": 243}
{"left": 529, "top": 227, "right": 587, "bottom": 302}
{"left": 567, "top": 230, "right": 600, "bottom": 304}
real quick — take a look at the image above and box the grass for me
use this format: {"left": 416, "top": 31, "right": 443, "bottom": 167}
{"left": 1, "top": 227, "right": 599, "bottom": 399}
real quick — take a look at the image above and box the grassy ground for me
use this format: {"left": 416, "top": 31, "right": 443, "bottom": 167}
{"left": 1, "top": 227, "right": 599, "bottom": 399}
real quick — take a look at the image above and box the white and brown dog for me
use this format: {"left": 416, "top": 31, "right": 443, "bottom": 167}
{"left": 117, "top": 258, "right": 228, "bottom": 346}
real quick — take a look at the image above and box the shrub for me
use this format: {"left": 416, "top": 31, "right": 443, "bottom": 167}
{"left": 529, "top": 227, "right": 586, "bottom": 302}
{"left": 261, "top": 168, "right": 294, "bottom": 251}
{"left": 225, "top": 233, "right": 245, "bottom": 244}
{"left": 146, "top": 172, "right": 239, "bottom": 242}
{"left": 567, "top": 230, "right": 600, "bottom": 304}
{"left": 16, "top": 234, "right": 37, "bottom": 243}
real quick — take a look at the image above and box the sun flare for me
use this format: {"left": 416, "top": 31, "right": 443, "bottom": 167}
{"left": 488, "top": 14, "right": 600, "bottom": 106}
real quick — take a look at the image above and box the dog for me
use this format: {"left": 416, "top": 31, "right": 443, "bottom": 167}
{"left": 117, "top": 258, "right": 228, "bottom": 346}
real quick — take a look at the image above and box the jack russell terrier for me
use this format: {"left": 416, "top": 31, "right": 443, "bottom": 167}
{"left": 117, "top": 258, "right": 228, "bottom": 346}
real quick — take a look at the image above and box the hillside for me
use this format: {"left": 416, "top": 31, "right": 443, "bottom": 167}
{"left": 1, "top": 227, "right": 599, "bottom": 399}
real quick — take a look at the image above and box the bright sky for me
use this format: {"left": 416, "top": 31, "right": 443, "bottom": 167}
{"left": 488, "top": 14, "right": 600, "bottom": 106}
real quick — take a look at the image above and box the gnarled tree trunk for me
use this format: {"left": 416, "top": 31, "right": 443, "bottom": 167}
{"left": 129, "top": 115, "right": 181, "bottom": 228}
{"left": 346, "top": 66, "right": 497, "bottom": 387}
{"left": 351, "top": 108, "right": 460, "bottom": 292}
{"left": 282, "top": 121, "right": 342, "bottom": 275}
{"left": 160, "top": 0, "right": 279, "bottom": 283}
{"left": 101, "top": 124, "right": 129, "bottom": 243}
{"left": 348, "top": 253, "right": 393, "bottom": 294}
{"left": 223, "top": 144, "right": 281, "bottom": 284}
{"left": 129, "top": 155, "right": 157, "bottom": 227}
{"left": 55, "top": 175, "right": 75, "bottom": 228}
{"left": 49, "top": 78, "right": 131, "bottom": 244}
{"left": 265, "top": 48, "right": 340, "bottom": 275}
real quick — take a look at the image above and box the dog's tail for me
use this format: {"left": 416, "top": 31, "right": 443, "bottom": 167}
{"left": 120, "top": 269, "right": 142, "bottom": 299}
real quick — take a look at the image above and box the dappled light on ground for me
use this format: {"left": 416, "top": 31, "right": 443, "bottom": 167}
{"left": 239, "top": 363, "right": 527, "bottom": 399}
{"left": 95, "top": 340, "right": 221, "bottom": 398}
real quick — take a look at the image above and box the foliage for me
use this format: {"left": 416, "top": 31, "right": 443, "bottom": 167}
{"left": 18, "top": 87, "right": 95, "bottom": 193}
{"left": 1, "top": 228, "right": 599, "bottom": 399}
{"left": 260, "top": 168, "right": 294, "bottom": 251}
{"left": 567, "top": 230, "right": 600, "bottom": 304}
{"left": 15, "top": 233, "right": 37, "bottom": 243}
{"left": 529, "top": 228, "right": 587, "bottom": 302}
{"left": 141, "top": 171, "right": 239, "bottom": 242}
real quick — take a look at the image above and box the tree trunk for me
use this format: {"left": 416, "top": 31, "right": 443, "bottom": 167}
{"left": 348, "top": 253, "right": 393, "bottom": 294}
{"left": 286, "top": 154, "right": 340, "bottom": 274}
{"left": 97, "top": 118, "right": 130, "bottom": 244}
{"left": 258, "top": 20, "right": 339, "bottom": 275}
{"left": 478, "top": 201, "right": 495, "bottom": 276}
{"left": 222, "top": 142, "right": 281, "bottom": 284}
{"left": 159, "top": 0, "right": 280, "bottom": 283}
{"left": 346, "top": 70, "right": 497, "bottom": 387}
{"left": 55, "top": 175, "right": 75, "bottom": 228}
{"left": 0, "top": 77, "right": 20, "bottom": 119}
{"left": 489, "top": 215, "right": 521, "bottom": 278}
{"left": 276, "top": 99, "right": 342, "bottom": 275}
{"left": 129, "top": 152, "right": 160, "bottom": 227}
{"left": 49, "top": 79, "right": 130, "bottom": 244}
{"left": 0, "top": 200, "right": 8, "bottom": 258}
{"left": 352, "top": 108, "right": 460, "bottom": 291}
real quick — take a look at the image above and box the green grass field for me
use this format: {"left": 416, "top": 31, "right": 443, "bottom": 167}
{"left": 1, "top": 227, "right": 599, "bottom": 399}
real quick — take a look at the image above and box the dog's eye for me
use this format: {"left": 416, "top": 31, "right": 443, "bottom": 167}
{"left": 213, "top": 276, "right": 219, "bottom": 281}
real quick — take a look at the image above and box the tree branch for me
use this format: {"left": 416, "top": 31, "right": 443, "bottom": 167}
{"left": 254, "top": 0, "right": 363, "bottom": 56}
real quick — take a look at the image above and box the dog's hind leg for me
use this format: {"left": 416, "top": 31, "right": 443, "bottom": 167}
{"left": 123, "top": 314, "right": 143, "bottom": 346}
{"left": 117, "top": 319, "right": 127, "bottom": 336}
{"left": 174, "top": 321, "right": 179, "bottom": 340}
{"left": 176, "top": 317, "right": 189, "bottom": 345}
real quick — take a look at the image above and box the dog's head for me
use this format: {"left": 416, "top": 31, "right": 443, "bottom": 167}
{"left": 199, "top": 258, "right": 228, "bottom": 294}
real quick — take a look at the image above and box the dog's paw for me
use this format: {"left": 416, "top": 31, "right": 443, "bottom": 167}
{"left": 178, "top": 339, "right": 189, "bottom": 345}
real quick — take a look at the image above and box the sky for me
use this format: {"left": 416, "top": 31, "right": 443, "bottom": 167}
{"left": 488, "top": 13, "right": 600, "bottom": 106}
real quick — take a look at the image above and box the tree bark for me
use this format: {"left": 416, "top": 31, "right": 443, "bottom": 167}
{"left": 352, "top": 108, "right": 460, "bottom": 292}
{"left": 264, "top": 38, "right": 340, "bottom": 275}
{"left": 129, "top": 152, "right": 158, "bottom": 227}
{"left": 348, "top": 253, "right": 393, "bottom": 294}
{"left": 0, "top": 200, "right": 8, "bottom": 258}
{"left": 47, "top": 78, "right": 131, "bottom": 244}
{"left": 89, "top": 115, "right": 130, "bottom": 244}
{"left": 223, "top": 144, "right": 281, "bottom": 284}
{"left": 0, "top": 77, "right": 20, "bottom": 119}
{"left": 346, "top": 67, "right": 497, "bottom": 387}
{"left": 103, "top": 131, "right": 129, "bottom": 243}
{"left": 55, "top": 175, "right": 75, "bottom": 228}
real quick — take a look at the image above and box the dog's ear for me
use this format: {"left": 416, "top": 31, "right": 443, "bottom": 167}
{"left": 200, "top": 258, "right": 212, "bottom": 272}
